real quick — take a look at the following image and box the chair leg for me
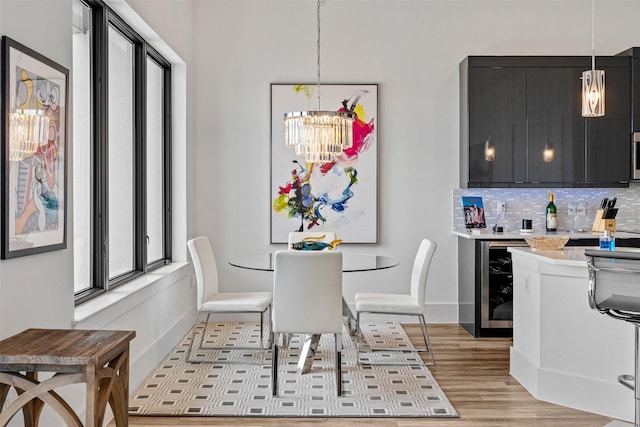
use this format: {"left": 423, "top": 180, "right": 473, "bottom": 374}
{"left": 356, "top": 311, "right": 433, "bottom": 367}
{"left": 259, "top": 308, "right": 265, "bottom": 364}
{"left": 418, "top": 314, "right": 435, "bottom": 366}
{"left": 635, "top": 324, "right": 640, "bottom": 427}
{"left": 271, "top": 333, "right": 279, "bottom": 397}
{"left": 335, "top": 333, "right": 342, "bottom": 397}
{"left": 266, "top": 305, "right": 274, "bottom": 350}
{"left": 186, "top": 315, "right": 201, "bottom": 364}
{"left": 197, "top": 313, "right": 212, "bottom": 351}
{"left": 355, "top": 312, "right": 362, "bottom": 366}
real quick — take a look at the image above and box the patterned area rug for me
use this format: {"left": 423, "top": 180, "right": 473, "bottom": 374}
{"left": 129, "top": 321, "right": 458, "bottom": 418}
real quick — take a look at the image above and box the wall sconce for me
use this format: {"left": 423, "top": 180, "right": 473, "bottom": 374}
{"left": 484, "top": 139, "right": 495, "bottom": 162}
{"left": 9, "top": 109, "right": 49, "bottom": 162}
{"left": 543, "top": 143, "right": 555, "bottom": 163}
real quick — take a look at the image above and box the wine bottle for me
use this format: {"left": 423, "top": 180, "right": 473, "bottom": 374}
{"left": 546, "top": 193, "right": 557, "bottom": 232}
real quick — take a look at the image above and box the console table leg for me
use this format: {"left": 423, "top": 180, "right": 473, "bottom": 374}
{"left": 97, "top": 349, "right": 130, "bottom": 427}
{"left": 20, "top": 372, "right": 44, "bottom": 426}
{"left": 0, "top": 372, "right": 83, "bottom": 427}
{"left": 85, "top": 364, "right": 98, "bottom": 427}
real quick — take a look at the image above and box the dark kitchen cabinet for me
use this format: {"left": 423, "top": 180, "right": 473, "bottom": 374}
{"left": 581, "top": 62, "right": 631, "bottom": 186}
{"left": 460, "top": 56, "right": 631, "bottom": 188}
{"left": 525, "top": 66, "right": 585, "bottom": 184}
{"left": 466, "top": 66, "right": 526, "bottom": 185}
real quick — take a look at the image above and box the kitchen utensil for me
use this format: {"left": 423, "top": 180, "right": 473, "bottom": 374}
{"left": 604, "top": 208, "right": 618, "bottom": 219}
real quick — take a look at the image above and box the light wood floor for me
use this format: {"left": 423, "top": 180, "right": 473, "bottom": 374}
{"left": 116, "top": 323, "right": 615, "bottom": 427}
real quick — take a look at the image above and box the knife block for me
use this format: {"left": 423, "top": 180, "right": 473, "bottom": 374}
{"left": 592, "top": 209, "right": 616, "bottom": 232}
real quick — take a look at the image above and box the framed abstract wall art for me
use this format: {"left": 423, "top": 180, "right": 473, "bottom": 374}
{"left": 1, "top": 37, "right": 69, "bottom": 258}
{"left": 271, "top": 83, "right": 378, "bottom": 244}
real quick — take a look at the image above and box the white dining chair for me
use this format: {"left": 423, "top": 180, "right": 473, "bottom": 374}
{"left": 354, "top": 238, "right": 437, "bottom": 366}
{"left": 186, "top": 236, "right": 272, "bottom": 363}
{"left": 287, "top": 231, "right": 338, "bottom": 251}
{"left": 271, "top": 250, "right": 344, "bottom": 396}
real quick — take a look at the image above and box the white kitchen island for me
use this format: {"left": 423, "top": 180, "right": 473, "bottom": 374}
{"left": 508, "top": 246, "right": 634, "bottom": 422}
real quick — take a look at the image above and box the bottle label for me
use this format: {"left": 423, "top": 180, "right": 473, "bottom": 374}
{"left": 547, "top": 214, "right": 557, "bottom": 229}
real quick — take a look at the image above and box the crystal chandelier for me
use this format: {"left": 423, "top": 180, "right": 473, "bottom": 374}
{"left": 582, "top": 0, "right": 605, "bottom": 117}
{"left": 284, "top": 0, "right": 354, "bottom": 163}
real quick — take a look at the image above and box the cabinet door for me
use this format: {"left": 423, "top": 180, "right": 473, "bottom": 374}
{"left": 468, "top": 67, "right": 527, "bottom": 185}
{"left": 583, "top": 63, "right": 631, "bottom": 185}
{"left": 526, "top": 67, "right": 586, "bottom": 184}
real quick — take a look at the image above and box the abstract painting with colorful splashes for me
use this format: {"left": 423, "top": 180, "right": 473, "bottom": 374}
{"left": 270, "top": 84, "right": 377, "bottom": 243}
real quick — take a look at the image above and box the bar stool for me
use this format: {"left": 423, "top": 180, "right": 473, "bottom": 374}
{"left": 586, "top": 249, "right": 640, "bottom": 427}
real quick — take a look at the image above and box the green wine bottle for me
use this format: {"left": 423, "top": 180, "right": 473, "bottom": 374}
{"left": 546, "top": 193, "right": 557, "bottom": 232}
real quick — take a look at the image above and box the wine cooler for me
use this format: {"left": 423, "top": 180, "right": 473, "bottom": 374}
{"left": 458, "top": 239, "right": 528, "bottom": 337}
{"left": 480, "top": 240, "right": 528, "bottom": 332}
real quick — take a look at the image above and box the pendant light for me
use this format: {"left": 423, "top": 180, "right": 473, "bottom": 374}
{"left": 582, "top": 0, "right": 605, "bottom": 117}
{"left": 284, "top": 0, "right": 354, "bottom": 163}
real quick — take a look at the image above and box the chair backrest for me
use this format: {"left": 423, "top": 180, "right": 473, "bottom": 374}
{"left": 272, "top": 250, "right": 343, "bottom": 334}
{"left": 410, "top": 238, "right": 437, "bottom": 310}
{"left": 288, "top": 231, "right": 338, "bottom": 251}
{"left": 586, "top": 249, "right": 640, "bottom": 322}
{"left": 187, "top": 236, "right": 219, "bottom": 308}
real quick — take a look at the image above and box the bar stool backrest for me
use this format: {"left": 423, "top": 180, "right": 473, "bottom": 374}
{"left": 586, "top": 249, "right": 640, "bottom": 323}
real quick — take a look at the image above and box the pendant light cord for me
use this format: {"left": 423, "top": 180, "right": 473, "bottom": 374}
{"left": 591, "top": 0, "right": 595, "bottom": 71}
{"left": 316, "top": 0, "right": 321, "bottom": 110}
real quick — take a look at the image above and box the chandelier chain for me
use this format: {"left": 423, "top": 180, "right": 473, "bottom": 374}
{"left": 316, "top": 0, "right": 321, "bottom": 110}
{"left": 591, "top": 0, "right": 595, "bottom": 71}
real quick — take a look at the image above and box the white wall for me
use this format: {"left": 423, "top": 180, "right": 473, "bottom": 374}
{"left": 0, "top": 0, "right": 75, "bottom": 339}
{"left": 190, "top": 0, "right": 640, "bottom": 322}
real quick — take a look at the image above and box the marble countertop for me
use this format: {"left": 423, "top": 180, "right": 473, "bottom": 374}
{"left": 507, "top": 246, "right": 592, "bottom": 267}
{"left": 452, "top": 229, "right": 640, "bottom": 240}
{"left": 508, "top": 245, "right": 640, "bottom": 269}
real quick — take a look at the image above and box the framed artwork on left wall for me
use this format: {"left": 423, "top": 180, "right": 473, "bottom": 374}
{"left": 1, "top": 36, "right": 69, "bottom": 259}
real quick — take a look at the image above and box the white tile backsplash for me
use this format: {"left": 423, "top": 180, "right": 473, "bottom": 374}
{"left": 453, "top": 184, "right": 640, "bottom": 233}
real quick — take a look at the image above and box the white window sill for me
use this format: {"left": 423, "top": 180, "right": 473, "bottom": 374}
{"left": 72, "top": 262, "right": 191, "bottom": 329}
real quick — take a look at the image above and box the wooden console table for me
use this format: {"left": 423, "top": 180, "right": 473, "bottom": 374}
{"left": 0, "top": 328, "right": 135, "bottom": 427}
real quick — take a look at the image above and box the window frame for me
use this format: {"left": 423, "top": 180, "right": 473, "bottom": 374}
{"left": 74, "top": 0, "right": 172, "bottom": 305}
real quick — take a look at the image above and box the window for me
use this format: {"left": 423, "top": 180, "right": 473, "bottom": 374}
{"left": 107, "top": 24, "right": 135, "bottom": 278}
{"left": 146, "top": 57, "right": 169, "bottom": 264}
{"left": 72, "top": 0, "right": 172, "bottom": 303}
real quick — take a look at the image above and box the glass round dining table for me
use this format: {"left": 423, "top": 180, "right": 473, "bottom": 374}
{"left": 229, "top": 252, "right": 399, "bottom": 272}
{"left": 228, "top": 252, "right": 399, "bottom": 375}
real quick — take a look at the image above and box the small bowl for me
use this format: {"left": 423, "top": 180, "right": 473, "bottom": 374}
{"left": 524, "top": 236, "right": 570, "bottom": 251}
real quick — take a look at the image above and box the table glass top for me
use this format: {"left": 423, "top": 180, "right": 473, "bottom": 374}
{"left": 229, "top": 252, "right": 399, "bottom": 272}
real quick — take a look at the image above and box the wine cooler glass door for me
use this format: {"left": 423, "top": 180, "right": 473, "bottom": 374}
{"left": 480, "top": 241, "right": 529, "bottom": 329}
